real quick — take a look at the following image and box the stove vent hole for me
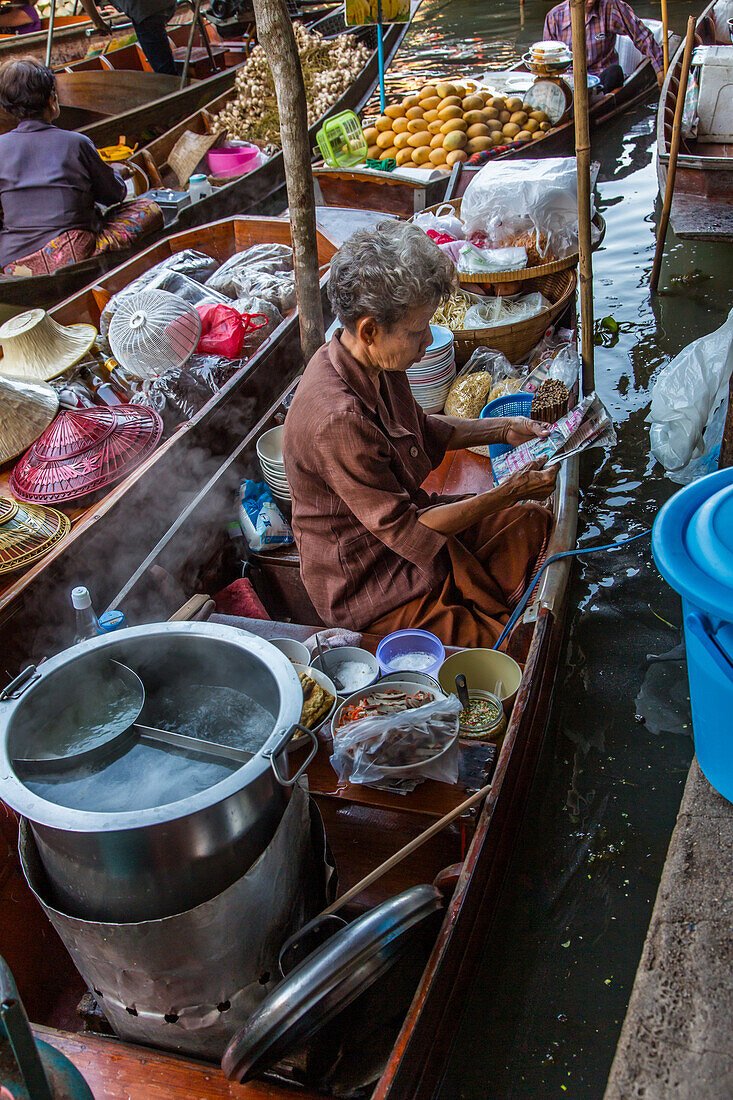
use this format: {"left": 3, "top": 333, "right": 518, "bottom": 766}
{"left": 164, "top": 1013, "right": 179, "bottom": 1024}
{"left": 259, "top": 973, "right": 270, "bottom": 985}
{"left": 217, "top": 1000, "right": 231, "bottom": 1013}
{"left": 126, "top": 1006, "right": 138, "bottom": 1017}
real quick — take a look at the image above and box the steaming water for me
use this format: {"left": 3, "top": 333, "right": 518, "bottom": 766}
{"left": 26, "top": 741, "right": 235, "bottom": 812}
{"left": 24, "top": 684, "right": 274, "bottom": 812}
{"left": 149, "top": 683, "right": 274, "bottom": 753}
{"left": 377, "top": 1, "right": 733, "bottom": 1096}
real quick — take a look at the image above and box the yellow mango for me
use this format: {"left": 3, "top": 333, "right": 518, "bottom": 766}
{"left": 446, "top": 149, "right": 467, "bottom": 167}
{"left": 375, "top": 115, "right": 392, "bottom": 132}
{"left": 407, "top": 131, "right": 432, "bottom": 148}
{"left": 435, "top": 82, "right": 457, "bottom": 99}
{"left": 437, "top": 96, "right": 462, "bottom": 111}
{"left": 429, "top": 146, "right": 448, "bottom": 164}
{"left": 463, "top": 110, "right": 486, "bottom": 127}
{"left": 440, "top": 117, "right": 468, "bottom": 134}
{"left": 367, "top": 144, "right": 380, "bottom": 159}
{"left": 420, "top": 96, "right": 441, "bottom": 111}
{"left": 392, "top": 116, "right": 409, "bottom": 133}
{"left": 403, "top": 94, "right": 420, "bottom": 108}
{"left": 438, "top": 105, "right": 463, "bottom": 122}
{"left": 515, "top": 131, "right": 532, "bottom": 142}
{"left": 376, "top": 130, "right": 396, "bottom": 149}
{"left": 385, "top": 103, "right": 405, "bottom": 120}
{"left": 428, "top": 120, "right": 444, "bottom": 134}
{"left": 442, "top": 129, "right": 467, "bottom": 151}
{"left": 466, "top": 123, "right": 490, "bottom": 139}
{"left": 502, "top": 122, "right": 520, "bottom": 138}
{"left": 380, "top": 147, "right": 398, "bottom": 160}
{"left": 419, "top": 84, "right": 438, "bottom": 100}
{"left": 465, "top": 136, "right": 493, "bottom": 154}
{"left": 423, "top": 109, "right": 439, "bottom": 123}
{"left": 393, "top": 131, "right": 411, "bottom": 149}
{"left": 412, "top": 146, "right": 432, "bottom": 165}
{"left": 363, "top": 126, "right": 379, "bottom": 145}
{"left": 510, "top": 111, "right": 528, "bottom": 126}
{"left": 462, "top": 95, "right": 484, "bottom": 112}
{"left": 429, "top": 132, "right": 445, "bottom": 148}
{"left": 506, "top": 96, "right": 524, "bottom": 112}
{"left": 396, "top": 147, "right": 414, "bottom": 165}
{"left": 405, "top": 105, "right": 424, "bottom": 121}
{"left": 407, "top": 118, "right": 429, "bottom": 133}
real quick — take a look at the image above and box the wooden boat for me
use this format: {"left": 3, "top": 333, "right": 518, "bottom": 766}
{"left": 0, "top": 214, "right": 338, "bottom": 662}
{"left": 656, "top": 0, "right": 733, "bottom": 242}
{"left": 0, "top": 321, "right": 579, "bottom": 1100}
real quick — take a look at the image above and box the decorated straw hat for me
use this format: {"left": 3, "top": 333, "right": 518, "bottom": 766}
{"left": 0, "top": 309, "right": 97, "bottom": 383}
{"left": 0, "top": 496, "right": 70, "bottom": 575}
{"left": 10, "top": 404, "right": 163, "bottom": 505}
{"left": 0, "top": 374, "right": 59, "bottom": 466}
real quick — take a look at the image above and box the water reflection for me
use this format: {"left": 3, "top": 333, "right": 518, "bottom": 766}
{"left": 376, "top": 0, "right": 733, "bottom": 1095}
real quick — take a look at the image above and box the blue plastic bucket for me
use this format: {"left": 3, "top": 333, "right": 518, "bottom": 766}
{"left": 479, "top": 392, "right": 533, "bottom": 480}
{"left": 652, "top": 467, "right": 733, "bottom": 799}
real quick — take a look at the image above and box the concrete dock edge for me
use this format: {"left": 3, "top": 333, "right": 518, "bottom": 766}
{"left": 604, "top": 758, "right": 733, "bottom": 1100}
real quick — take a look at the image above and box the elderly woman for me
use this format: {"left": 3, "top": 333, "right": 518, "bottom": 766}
{"left": 284, "top": 223, "right": 558, "bottom": 649}
{"left": 0, "top": 57, "right": 163, "bottom": 276}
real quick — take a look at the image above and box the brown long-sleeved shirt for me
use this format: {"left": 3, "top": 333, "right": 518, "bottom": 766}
{"left": 283, "top": 334, "right": 454, "bottom": 630}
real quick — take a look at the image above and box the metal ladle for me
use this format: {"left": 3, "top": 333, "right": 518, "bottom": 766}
{"left": 454, "top": 673, "right": 470, "bottom": 710}
{"left": 14, "top": 660, "right": 252, "bottom": 777}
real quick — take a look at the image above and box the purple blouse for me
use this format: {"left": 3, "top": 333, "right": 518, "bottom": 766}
{"left": 0, "top": 119, "right": 126, "bottom": 267}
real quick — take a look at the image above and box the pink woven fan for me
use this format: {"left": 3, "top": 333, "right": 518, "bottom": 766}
{"left": 10, "top": 405, "right": 163, "bottom": 504}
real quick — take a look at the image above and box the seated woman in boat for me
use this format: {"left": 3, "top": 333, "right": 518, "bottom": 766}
{"left": 0, "top": 57, "right": 163, "bottom": 276}
{"left": 283, "top": 223, "right": 558, "bottom": 650}
{"left": 544, "top": 0, "right": 664, "bottom": 93}
{"left": 0, "top": 3, "right": 40, "bottom": 35}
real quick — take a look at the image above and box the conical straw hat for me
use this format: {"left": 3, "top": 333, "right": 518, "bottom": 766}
{"left": 0, "top": 496, "right": 70, "bottom": 575}
{"left": 0, "top": 309, "right": 97, "bottom": 383}
{"left": 0, "top": 374, "right": 59, "bottom": 466}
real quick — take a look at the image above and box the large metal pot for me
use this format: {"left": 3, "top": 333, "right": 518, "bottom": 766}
{"left": 0, "top": 622, "right": 311, "bottom": 923}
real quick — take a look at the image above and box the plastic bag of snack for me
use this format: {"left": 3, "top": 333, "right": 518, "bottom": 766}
{"left": 330, "top": 691, "right": 461, "bottom": 787}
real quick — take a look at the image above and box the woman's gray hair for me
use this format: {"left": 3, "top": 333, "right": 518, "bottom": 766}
{"left": 328, "top": 221, "right": 455, "bottom": 331}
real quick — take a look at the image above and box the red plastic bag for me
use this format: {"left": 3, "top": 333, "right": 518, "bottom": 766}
{"left": 195, "top": 304, "right": 269, "bottom": 358}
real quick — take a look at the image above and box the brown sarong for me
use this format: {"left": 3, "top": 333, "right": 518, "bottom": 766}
{"left": 367, "top": 502, "right": 552, "bottom": 650}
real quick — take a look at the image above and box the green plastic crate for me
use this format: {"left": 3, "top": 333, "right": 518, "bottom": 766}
{"left": 316, "top": 110, "right": 368, "bottom": 168}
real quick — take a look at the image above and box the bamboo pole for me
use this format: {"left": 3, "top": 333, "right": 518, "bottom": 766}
{"left": 661, "top": 0, "right": 669, "bottom": 76}
{"left": 570, "top": 0, "right": 594, "bottom": 393}
{"left": 44, "top": 0, "right": 56, "bottom": 67}
{"left": 320, "top": 781, "right": 493, "bottom": 918}
{"left": 650, "top": 16, "right": 696, "bottom": 294}
{"left": 252, "top": 0, "right": 325, "bottom": 364}
{"left": 179, "top": 0, "right": 203, "bottom": 89}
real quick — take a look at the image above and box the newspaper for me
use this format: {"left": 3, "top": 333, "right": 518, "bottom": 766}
{"left": 492, "top": 392, "right": 616, "bottom": 483}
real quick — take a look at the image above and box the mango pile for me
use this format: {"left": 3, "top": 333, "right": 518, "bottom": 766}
{"left": 363, "top": 81, "right": 551, "bottom": 169}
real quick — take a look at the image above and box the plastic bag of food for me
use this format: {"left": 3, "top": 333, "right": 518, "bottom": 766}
{"left": 208, "top": 266, "right": 296, "bottom": 312}
{"left": 234, "top": 243, "right": 294, "bottom": 275}
{"left": 195, "top": 303, "right": 269, "bottom": 358}
{"left": 232, "top": 296, "right": 283, "bottom": 344}
{"left": 179, "top": 353, "right": 227, "bottom": 391}
{"left": 649, "top": 306, "right": 733, "bottom": 482}
{"left": 99, "top": 250, "right": 218, "bottom": 336}
{"left": 136, "top": 366, "right": 214, "bottom": 429}
{"left": 457, "top": 243, "right": 528, "bottom": 275}
{"left": 330, "top": 691, "right": 461, "bottom": 787}
{"left": 522, "top": 339, "right": 580, "bottom": 393}
{"left": 205, "top": 245, "right": 293, "bottom": 299}
{"left": 238, "top": 479, "right": 293, "bottom": 551}
{"left": 143, "top": 270, "right": 231, "bottom": 307}
{"left": 412, "top": 204, "right": 466, "bottom": 240}
{"left": 461, "top": 158, "right": 593, "bottom": 260}
{"left": 463, "top": 292, "right": 549, "bottom": 330}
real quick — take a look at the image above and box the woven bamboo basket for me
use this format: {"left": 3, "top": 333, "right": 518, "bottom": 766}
{"left": 412, "top": 199, "right": 605, "bottom": 284}
{"left": 452, "top": 269, "right": 577, "bottom": 366}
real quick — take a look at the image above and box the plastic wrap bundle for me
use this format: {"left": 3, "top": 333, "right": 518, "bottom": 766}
{"left": 460, "top": 158, "right": 594, "bottom": 261}
{"left": 444, "top": 348, "right": 523, "bottom": 420}
{"left": 205, "top": 244, "right": 295, "bottom": 304}
{"left": 186, "top": 353, "right": 242, "bottom": 389}
{"left": 136, "top": 366, "right": 216, "bottom": 431}
{"left": 100, "top": 250, "right": 219, "bottom": 338}
{"left": 463, "top": 292, "right": 549, "bottom": 330}
{"left": 232, "top": 297, "right": 282, "bottom": 345}
{"left": 330, "top": 693, "right": 461, "bottom": 787}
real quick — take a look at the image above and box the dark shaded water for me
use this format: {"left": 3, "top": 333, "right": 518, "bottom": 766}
{"left": 385, "top": 2, "right": 733, "bottom": 1096}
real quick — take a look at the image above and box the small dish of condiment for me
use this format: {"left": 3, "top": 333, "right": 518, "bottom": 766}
{"left": 457, "top": 689, "right": 507, "bottom": 743}
{"left": 312, "top": 646, "right": 380, "bottom": 697}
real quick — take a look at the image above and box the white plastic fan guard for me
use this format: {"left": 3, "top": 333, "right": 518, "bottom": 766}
{"left": 108, "top": 290, "right": 202, "bottom": 379}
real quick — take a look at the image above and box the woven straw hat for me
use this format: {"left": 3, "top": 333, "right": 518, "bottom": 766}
{"left": 0, "top": 309, "right": 97, "bottom": 383}
{"left": 0, "top": 497, "right": 70, "bottom": 575}
{"left": 0, "top": 375, "right": 59, "bottom": 466}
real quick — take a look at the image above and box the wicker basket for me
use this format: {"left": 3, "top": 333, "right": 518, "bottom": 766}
{"left": 452, "top": 269, "right": 577, "bottom": 366}
{"left": 412, "top": 199, "right": 605, "bottom": 284}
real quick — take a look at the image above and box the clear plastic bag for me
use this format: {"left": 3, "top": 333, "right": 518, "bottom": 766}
{"left": 186, "top": 352, "right": 242, "bottom": 389}
{"left": 208, "top": 266, "right": 296, "bottom": 312}
{"left": 457, "top": 243, "right": 528, "bottom": 275}
{"left": 205, "top": 246, "right": 294, "bottom": 300}
{"left": 444, "top": 348, "right": 522, "bottom": 419}
{"left": 330, "top": 692, "right": 461, "bottom": 787}
{"left": 100, "top": 250, "right": 218, "bottom": 336}
{"left": 143, "top": 270, "right": 231, "bottom": 307}
{"left": 649, "top": 306, "right": 733, "bottom": 482}
{"left": 238, "top": 479, "right": 293, "bottom": 551}
{"left": 233, "top": 296, "right": 283, "bottom": 346}
{"left": 136, "top": 366, "right": 214, "bottom": 429}
{"left": 463, "top": 292, "right": 549, "bottom": 330}
{"left": 461, "top": 158, "right": 594, "bottom": 261}
{"left": 412, "top": 203, "right": 466, "bottom": 240}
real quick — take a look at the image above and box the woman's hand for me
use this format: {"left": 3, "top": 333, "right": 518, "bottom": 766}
{"left": 501, "top": 416, "right": 552, "bottom": 448}
{"left": 504, "top": 458, "right": 558, "bottom": 503}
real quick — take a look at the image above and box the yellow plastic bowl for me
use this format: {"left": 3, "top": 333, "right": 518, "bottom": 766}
{"left": 438, "top": 649, "right": 523, "bottom": 715}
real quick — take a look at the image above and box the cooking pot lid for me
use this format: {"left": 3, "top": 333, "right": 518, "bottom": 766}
{"left": 221, "top": 884, "right": 443, "bottom": 1083}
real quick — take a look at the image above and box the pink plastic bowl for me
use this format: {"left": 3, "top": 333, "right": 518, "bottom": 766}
{"left": 207, "top": 144, "right": 260, "bottom": 177}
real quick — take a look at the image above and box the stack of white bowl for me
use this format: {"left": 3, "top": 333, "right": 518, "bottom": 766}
{"left": 406, "top": 325, "right": 456, "bottom": 413}
{"left": 256, "top": 425, "right": 291, "bottom": 507}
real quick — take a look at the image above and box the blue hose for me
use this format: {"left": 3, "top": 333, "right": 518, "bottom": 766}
{"left": 493, "top": 528, "right": 652, "bottom": 651}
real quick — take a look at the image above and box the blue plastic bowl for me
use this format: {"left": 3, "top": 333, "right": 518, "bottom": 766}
{"left": 376, "top": 629, "right": 446, "bottom": 679}
{"left": 479, "top": 392, "right": 533, "bottom": 477}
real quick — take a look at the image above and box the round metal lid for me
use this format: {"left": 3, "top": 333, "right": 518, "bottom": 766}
{"left": 221, "top": 884, "right": 444, "bottom": 1083}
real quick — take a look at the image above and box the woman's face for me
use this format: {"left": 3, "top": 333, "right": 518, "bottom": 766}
{"left": 354, "top": 302, "right": 435, "bottom": 374}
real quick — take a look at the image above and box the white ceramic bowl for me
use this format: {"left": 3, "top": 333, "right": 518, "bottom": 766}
{"left": 256, "top": 425, "right": 284, "bottom": 465}
{"left": 312, "top": 646, "right": 380, "bottom": 698}
{"left": 269, "top": 637, "right": 310, "bottom": 664}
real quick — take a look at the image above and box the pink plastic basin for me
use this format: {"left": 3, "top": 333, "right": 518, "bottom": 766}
{"left": 207, "top": 144, "right": 260, "bottom": 178}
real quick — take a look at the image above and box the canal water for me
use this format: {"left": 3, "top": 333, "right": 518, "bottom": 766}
{"left": 384, "top": 2, "right": 733, "bottom": 1096}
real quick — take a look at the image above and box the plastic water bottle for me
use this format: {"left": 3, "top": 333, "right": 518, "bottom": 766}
{"left": 188, "top": 174, "right": 212, "bottom": 203}
{"left": 71, "top": 586, "right": 102, "bottom": 643}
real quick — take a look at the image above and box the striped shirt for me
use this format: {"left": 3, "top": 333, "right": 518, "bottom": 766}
{"left": 543, "top": 0, "right": 663, "bottom": 76}
{"left": 283, "top": 333, "right": 454, "bottom": 630}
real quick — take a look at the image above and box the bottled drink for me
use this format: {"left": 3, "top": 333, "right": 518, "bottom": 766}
{"left": 188, "top": 173, "right": 213, "bottom": 203}
{"left": 71, "top": 586, "right": 102, "bottom": 643}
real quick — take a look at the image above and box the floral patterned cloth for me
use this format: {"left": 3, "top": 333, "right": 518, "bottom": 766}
{"left": 2, "top": 197, "right": 163, "bottom": 277}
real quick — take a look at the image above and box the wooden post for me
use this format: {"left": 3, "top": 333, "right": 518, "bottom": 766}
{"left": 720, "top": 372, "right": 733, "bottom": 470}
{"left": 661, "top": 0, "right": 669, "bottom": 76}
{"left": 650, "top": 16, "right": 696, "bottom": 294}
{"left": 180, "top": 0, "right": 203, "bottom": 90}
{"left": 570, "top": 0, "right": 594, "bottom": 393}
{"left": 252, "top": 0, "right": 325, "bottom": 364}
